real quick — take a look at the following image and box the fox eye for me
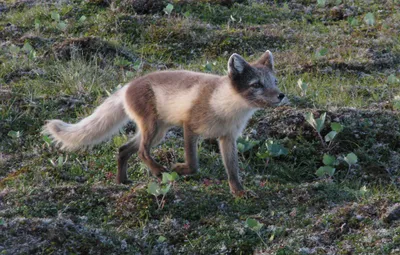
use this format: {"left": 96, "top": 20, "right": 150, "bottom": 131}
{"left": 251, "top": 82, "right": 264, "bottom": 89}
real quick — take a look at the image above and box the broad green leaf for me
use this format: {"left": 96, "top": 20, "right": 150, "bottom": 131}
{"left": 315, "top": 113, "right": 326, "bottom": 133}
{"left": 246, "top": 218, "right": 263, "bottom": 231}
{"left": 316, "top": 166, "right": 335, "bottom": 177}
{"left": 245, "top": 218, "right": 258, "bottom": 228}
{"left": 269, "top": 233, "right": 275, "bottom": 241}
{"left": 326, "top": 166, "right": 336, "bottom": 176}
{"left": 0, "top": 218, "right": 4, "bottom": 225}
{"left": 256, "top": 151, "right": 270, "bottom": 159}
{"left": 317, "top": 0, "right": 326, "bottom": 7}
{"left": 162, "top": 172, "right": 178, "bottom": 183}
{"left": 125, "top": 71, "right": 135, "bottom": 79}
{"left": 78, "top": 15, "right": 87, "bottom": 22}
{"left": 316, "top": 48, "right": 328, "bottom": 57}
{"left": 344, "top": 153, "right": 358, "bottom": 165}
{"left": 161, "top": 184, "right": 171, "bottom": 195}
{"left": 9, "top": 44, "right": 20, "bottom": 55}
{"left": 22, "top": 42, "right": 34, "bottom": 53}
{"left": 237, "top": 137, "right": 259, "bottom": 153}
{"left": 43, "top": 135, "right": 52, "bottom": 145}
{"left": 237, "top": 143, "right": 245, "bottom": 153}
{"left": 266, "top": 142, "right": 288, "bottom": 157}
{"left": 388, "top": 74, "right": 399, "bottom": 84}
{"left": 364, "top": 12, "right": 375, "bottom": 26}
{"left": 297, "top": 78, "right": 308, "bottom": 95}
{"left": 393, "top": 95, "right": 400, "bottom": 111}
{"left": 305, "top": 112, "right": 316, "bottom": 129}
{"left": 331, "top": 122, "right": 343, "bottom": 133}
{"left": 8, "top": 130, "right": 21, "bottom": 139}
{"left": 28, "top": 50, "right": 37, "bottom": 60}
{"left": 34, "top": 18, "right": 40, "bottom": 30}
{"left": 147, "top": 182, "right": 160, "bottom": 196}
{"left": 323, "top": 154, "right": 336, "bottom": 166}
{"left": 51, "top": 11, "right": 60, "bottom": 22}
{"left": 57, "top": 21, "right": 67, "bottom": 31}
{"left": 183, "top": 11, "right": 190, "bottom": 18}
{"left": 158, "top": 236, "right": 167, "bottom": 242}
{"left": 164, "top": 3, "right": 174, "bottom": 15}
{"left": 162, "top": 172, "right": 171, "bottom": 184}
{"left": 283, "top": 2, "right": 289, "bottom": 12}
{"left": 325, "top": 131, "right": 337, "bottom": 142}
{"left": 57, "top": 156, "right": 64, "bottom": 167}
{"left": 170, "top": 172, "right": 179, "bottom": 181}
{"left": 204, "top": 62, "right": 212, "bottom": 72}
{"left": 349, "top": 17, "right": 359, "bottom": 27}
{"left": 360, "top": 185, "right": 368, "bottom": 195}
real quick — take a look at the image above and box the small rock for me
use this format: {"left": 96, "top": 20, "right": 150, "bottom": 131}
{"left": 383, "top": 203, "right": 400, "bottom": 223}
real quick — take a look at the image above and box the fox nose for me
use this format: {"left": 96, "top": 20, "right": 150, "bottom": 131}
{"left": 278, "top": 93, "right": 285, "bottom": 100}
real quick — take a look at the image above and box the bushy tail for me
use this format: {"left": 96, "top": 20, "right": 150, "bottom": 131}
{"left": 43, "top": 86, "right": 129, "bottom": 151}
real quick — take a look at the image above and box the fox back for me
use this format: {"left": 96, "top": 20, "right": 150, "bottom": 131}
{"left": 123, "top": 51, "right": 283, "bottom": 139}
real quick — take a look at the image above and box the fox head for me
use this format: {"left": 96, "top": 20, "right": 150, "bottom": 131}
{"left": 227, "top": 51, "right": 285, "bottom": 108}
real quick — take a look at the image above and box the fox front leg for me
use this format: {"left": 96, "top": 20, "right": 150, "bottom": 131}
{"left": 218, "top": 135, "right": 246, "bottom": 196}
{"left": 172, "top": 124, "right": 199, "bottom": 175}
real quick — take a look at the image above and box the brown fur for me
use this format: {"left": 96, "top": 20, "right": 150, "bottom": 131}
{"left": 43, "top": 51, "right": 285, "bottom": 197}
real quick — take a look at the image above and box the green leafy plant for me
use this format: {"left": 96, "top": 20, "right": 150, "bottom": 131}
{"left": 164, "top": 3, "right": 174, "bottom": 16}
{"left": 246, "top": 218, "right": 266, "bottom": 246}
{"left": 78, "top": 15, "right": 87, "bottom": 23}
{"left": 183, "top": 11, "right": 190, "bottom": 18}
{"left": 393, "top": 95, "right": 400, "bottom": 111}
{"left": 114, "top": 56, "right": 132, "bottom": 68}
{"left": 316, "top": 152, "right": 358, "bottom": 179}
{"left": 49, "top": 155, "right": 68, "bottom": 168}
{"left": 257, "top": 139, "right": 288, "bottom": 159}
{"left": 317, "top": 0, "right": 326, "bottom": 7}
{"left": 388, "top": 74, "right": 400, "bottom": 85}
{"left": 50, "top": 11, "right": 68, "bottom": 31}
{"left": 157, "top": 235, "right": 167, "bottom": 243}
{"left": 9, "top": 44, "right": 20, "bottom": 57}
{"left": 22, "top": 42, "right": 37, "bottom": 61}
{"left": 315, "top": 47, "right": 328, "bottom": 58}
{"left": 305, "top": 112, "right": 343, "bottom": 150}
{"left": 256, "top": 139, "right": 288, "bottom": 170}
{"left": 316, "top": 154, "right": 338, "bottom": 178}
{"left": 297, "top": 78, "right": 308, "bottom": 97}
{"left": 8, "top": 130, "right": 22, "bottom": 139}
{"left": 364, "top": 12, "right": 375, "bottom": 26}
{"left": 237, "top": 137, "right": 260, "bottom": 154}
{"left": 343, "top": 152, "right": 358, "bottom": 178}
{"left": 147, "top": 172, "right": 178, "bottom": 209}
{"left": 348, "top": 17, "right": 359, "bottom": 27}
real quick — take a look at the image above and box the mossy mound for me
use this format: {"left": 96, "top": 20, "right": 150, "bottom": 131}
{"left": 52, "top": 37, "right": 138, "bottom": 62}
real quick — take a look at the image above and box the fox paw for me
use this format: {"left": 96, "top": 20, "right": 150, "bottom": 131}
{"left": 152, "top": 166, "right": 169, "bottom": 179}
{"left": 231, "top": 189, "right": 259, "bottom": 199}
{"left": 116, "top": 179, "right": 133, "bottom": 185}
{"left": 171, "top": 163, "right": 197, "bottom": 175}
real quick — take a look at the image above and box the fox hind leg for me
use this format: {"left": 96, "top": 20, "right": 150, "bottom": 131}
{"left": 117, "top": 133, "right": 141, "bottom": 184}
{"left": 138, "top": 120, "right": 169, "bottom": 178}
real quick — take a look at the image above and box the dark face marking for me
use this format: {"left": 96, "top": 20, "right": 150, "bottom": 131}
{"left": 228, "top": 58, "right": 283, "bottom": 108}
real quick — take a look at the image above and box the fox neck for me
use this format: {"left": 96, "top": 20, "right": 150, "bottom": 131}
{"left": 205, "top": 77, "right": 257, "bottom": 138}
{"left": 210, "top": 77, "right": 256, "bottom": 118}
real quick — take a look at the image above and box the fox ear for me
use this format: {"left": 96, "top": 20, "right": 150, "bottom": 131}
{"left": 255, "top": 50, "right": 274, "bottom": 70}
{"left": 228, "top": 53, "right": 249, "bottom": 76}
